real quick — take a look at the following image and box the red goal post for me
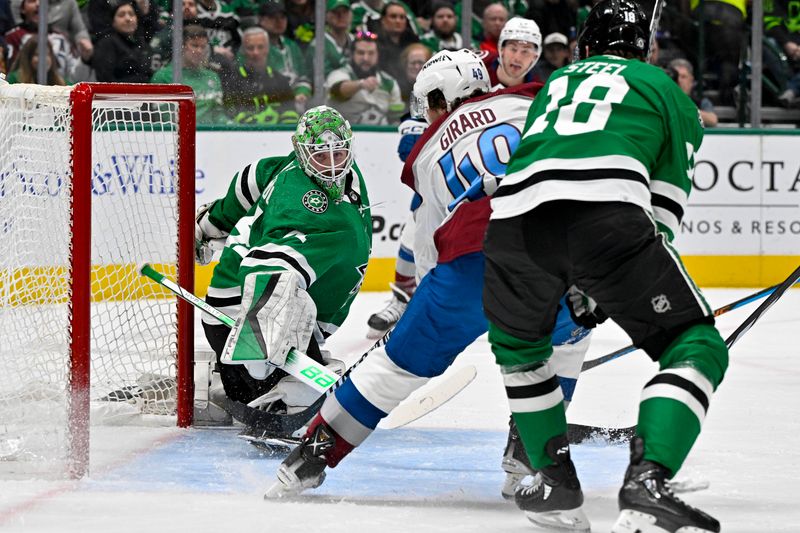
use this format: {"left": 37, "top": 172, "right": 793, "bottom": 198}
{"left": 0, "top": 82, "right": 196, "bottom": 478}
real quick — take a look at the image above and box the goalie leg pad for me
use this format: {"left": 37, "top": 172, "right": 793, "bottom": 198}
{"left": 222, "top": 271, "right": 317, "bottom": 369}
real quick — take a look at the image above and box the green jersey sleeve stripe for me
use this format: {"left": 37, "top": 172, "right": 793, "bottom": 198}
{"left": 236, "top": 163, "right": 256, "bottom": 208}
{"left": 243, "top": 248, "right": 316, "bottom": 289}
{"left": 652, "top": 206, "right": 680, "bottom": 237}
{"left": 651, "top": 193, "right": 684, "bottom": 223}
{"left": 495, "top": 168, "right": 647, "bottom": 198}
{"left": 649, "top": 180, "right": 688, "bottom": 208}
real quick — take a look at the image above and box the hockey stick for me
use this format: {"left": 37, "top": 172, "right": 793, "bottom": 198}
{"left": 581, "top": 280, "right": 798, "bottom": 372}
{"left": 574, "top": 265, "right": 800, "bottom": 442}
{"left": 646, "top": 0, "right": 664, "bottom": 64}
{"left": 140, "top": 263, "right": 339, "bottom": 394}
{"left": 226, "top": 331, "right": 393, "bottom": 435}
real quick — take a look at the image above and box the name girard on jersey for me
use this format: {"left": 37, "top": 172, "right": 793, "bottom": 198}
{"left": 439, "top": 109, "right": 498, "bottom": 150}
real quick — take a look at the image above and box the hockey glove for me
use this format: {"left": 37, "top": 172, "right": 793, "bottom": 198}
{"left": 447, "top": 174, "right": 501, "bottom": 212}
{"left": 221, "top": 271, "right": 316, "bottom": 375}
{"left": 397, "top": 116, "right": 426, "bottom": 162}
{"left": 566, "top": 285, "right": 608, "bottom": 330}
{"left": 195, "top": 202, "right": 228, "bottom": 265}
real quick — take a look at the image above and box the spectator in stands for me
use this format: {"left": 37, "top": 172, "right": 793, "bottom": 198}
{"left": 307, "top": 0, "right": 354, "bottom": 76}
{"left": 150, "top": 25, "right": 228, "bottom": 124}
{"left": 326, "top": 29, "right": 404, "bottom": 124}
{"left": 455, "top": 0, "right": 527, "bottom": 43}
{"left": 286, "top": 0, "right": 314, "bottom": 46}
{"left": 259, "top": 0, "right": 311, "bottom": 109}
{"left": 475, "top": 2, "right": 507, "bottom": 53}
{"left": 92, "top": 0, "right": 152, "bottom": 82}
{"left": 765, "top": 0, "right": 800, "bottom": 107}
{"left": 9, "top": 0, "right": 93, "bottom": 62}
{"left": 89, "top": 0, "right": 159, "bottom": 42}
{"left": 5, "top": 0, "right": 92, "bottom": 81}
{"left": 375, "top": 0, "right": 418, "bottom": 83}
{"left": 222, "top": 26, "right": 296, "bottom": 125}
{"left": 0, "top": 37, "right": 7, "bottom": 74}
{"left": 692, "top": 0, "right": 745, "bottom": 106}
{"left": 397, "top": 41, "right": 431, "bottom": 105}
{"left": 5, "top": 36, "right": 65, "bottom": 83}
{"left": 194, "top": 0, "right": 241, "bottom": 60}
{"left": 420, "top": 2, "right": 463, "bottom": 52}
{"left": 526, "top": 0, "right": 577, "bottom": 41}
{"left": 531, "top": 31, "right": 568, "bottom": 82}
{"left": 149, "top": 0, "right": 200, "bottom": 69}
{"left": 1, "top": 0, "right": 13, "bottom": 34}
{"left": 352, "top": 0, "right": 421, "bottom": 36}
{"left": 669, "top": 58, "right": 718, "bottom": 127}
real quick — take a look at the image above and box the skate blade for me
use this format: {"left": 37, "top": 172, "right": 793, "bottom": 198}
{"left": 263, "top": 479, "right": 299, "bottom": 499}
{"left": 611, "top": 509, "right": 718, "bottom": 533}
{"left": 524, "top": 507, "right": 591, "bottom": 531}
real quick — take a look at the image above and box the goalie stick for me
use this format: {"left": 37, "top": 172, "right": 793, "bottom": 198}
{"left": 140, "top": 263, "right": 340, "bottom": 394}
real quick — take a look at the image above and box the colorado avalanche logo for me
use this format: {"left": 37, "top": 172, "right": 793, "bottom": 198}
{"left": 302, "top": 190, "right": 328, "bottom": 213}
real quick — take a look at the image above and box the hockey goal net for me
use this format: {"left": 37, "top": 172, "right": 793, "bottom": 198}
{"left": 0, "top": 82, "right": 195, "bottom": 478}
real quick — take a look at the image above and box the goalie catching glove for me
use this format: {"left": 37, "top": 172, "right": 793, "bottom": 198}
{"left": 566, "top": 285, "right": 608, "bottom": 329}
{"left": 195, "top": 202, "right": 228, "bottom": 265}
{"left": 221, "top": 271, "right": 317, "bottom": 377}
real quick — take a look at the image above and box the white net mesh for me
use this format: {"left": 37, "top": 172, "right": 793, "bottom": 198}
{"left": 0, "top": 85, "right": 186, "bottom": 477}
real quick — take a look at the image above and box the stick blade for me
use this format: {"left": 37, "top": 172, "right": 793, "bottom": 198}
{"left": 381, "top": 365, "right": 477, "bottom": 429}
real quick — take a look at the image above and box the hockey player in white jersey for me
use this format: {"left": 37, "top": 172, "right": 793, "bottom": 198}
{"left": 366, "top": 17, "right": 543, "bottom": 339}
{"left": 264, "top": 49, "right": 592, "bottom": 499}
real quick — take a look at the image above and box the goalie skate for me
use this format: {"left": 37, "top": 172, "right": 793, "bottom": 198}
{"left": 264, "top": 423, "right": 334, "bottom": 499}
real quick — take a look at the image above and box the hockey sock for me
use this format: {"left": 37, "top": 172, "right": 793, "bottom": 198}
{"left": 489, "top": 323, "right": 566, "bottom": 469}
{"left": 637, "top": 324, "right": 728, "bottom": 475}
{"left": 304, "top": 413, "right": 355, "bottom": 468}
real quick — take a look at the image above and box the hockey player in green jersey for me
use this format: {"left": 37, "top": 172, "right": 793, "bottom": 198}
{"left": 482, "top": 1, "right": 726, "bottom": 532}
{"left": 195, "top": 105, "right": 372, "bottom": 418}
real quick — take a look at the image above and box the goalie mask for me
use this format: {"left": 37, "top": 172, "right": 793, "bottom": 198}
{"left": 577, "top": 0, "right": 649, "bottom": 60}
{"left": 410, "top": 49, "right": 491, "bottom": 122}
{"left": 498, "top": 17, "right": 542, "bottom": 77}
{"left": 292, "top": 105, "right": 354, "bottom": 201}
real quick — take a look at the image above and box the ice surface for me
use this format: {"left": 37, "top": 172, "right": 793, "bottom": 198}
{"left": 1, "top": 288, "right": 798, "bottom": 532}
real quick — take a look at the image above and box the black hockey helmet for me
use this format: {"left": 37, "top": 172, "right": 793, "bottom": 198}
{"left": 577, "top": 0, "right": 649, "bottom": 60}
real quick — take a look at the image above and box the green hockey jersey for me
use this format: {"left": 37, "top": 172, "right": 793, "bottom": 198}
{"left": 492, "top": 55, "right": 704, "bottom": 241}
{"left": 203, "top": 154, "right": 372, "bottom": 339}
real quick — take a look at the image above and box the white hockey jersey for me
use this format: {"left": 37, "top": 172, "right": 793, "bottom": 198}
{"left": 400, "top": 84, "right": 540, "bottom": 279}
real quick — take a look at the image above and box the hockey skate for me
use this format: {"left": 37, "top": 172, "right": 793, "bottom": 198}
{"left": 612, "top": 437, "right": 720, "bottom": 533}
{"left": 263, "top": 423, "right": 334, "bottom": 499}
{"left": 501, "top": 418, "right": 536, "bottom": 500}
{"left": 514, "top": 434, "right": 590, "bottom": 531}
{"left": 366, "top": 283, "right": 410, "bottom": 338}
{"left": 238, "top": 425, "right": 300, "bottom": 456}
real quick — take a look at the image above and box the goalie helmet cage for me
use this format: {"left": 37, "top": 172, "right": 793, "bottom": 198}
{"left": 0, "top": 82, "right": 195, "bottom": 479}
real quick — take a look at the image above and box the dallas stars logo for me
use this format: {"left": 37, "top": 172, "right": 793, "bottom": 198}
{"left": 302, "top": 190, "right": 328, "bottom": 213}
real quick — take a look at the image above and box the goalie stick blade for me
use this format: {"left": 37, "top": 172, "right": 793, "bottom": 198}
{"left": 567, "top": 423, "right": 636, "bottom": 445}
{"left": 224, "top": 396, "right": 324, "bottom": 435}
{"left": 380, "top": 365, "right": 478, "bottom": 430}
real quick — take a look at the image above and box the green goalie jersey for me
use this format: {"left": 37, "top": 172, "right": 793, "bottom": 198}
{"left": 492, "top": 55, "right": 704, "bottom": 241}
{"left": 202, "top": 154, "right": 372, "bottom": 338}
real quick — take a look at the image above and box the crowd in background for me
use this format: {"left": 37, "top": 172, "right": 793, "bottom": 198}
{"left": 0, "top": 0, "right": 798, "bottom": 126}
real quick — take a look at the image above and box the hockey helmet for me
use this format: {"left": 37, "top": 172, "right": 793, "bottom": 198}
{"left": 292, "top": 105, "right": 354, "bottom": 201}
{"left": 410, "top": 48, "right": 491, "bottom": 122}
{"left": 498, "top": 17, "right": 542, "bottom": 76}
{"left": 577, "top": 0, "right": 649, "bottom": 60}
